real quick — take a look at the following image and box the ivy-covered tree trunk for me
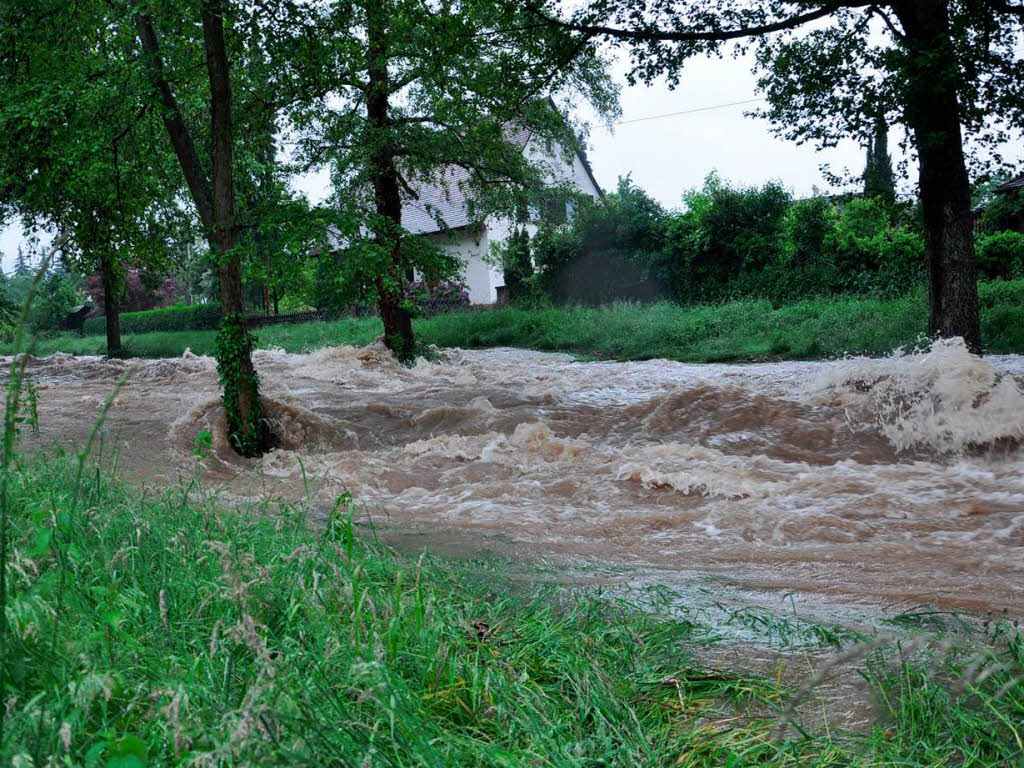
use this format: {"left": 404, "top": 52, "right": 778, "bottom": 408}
{"left": 137, "top": 7, "right": 266, "bottom": 456}
{"left": 366, "top": 0, "right": 416, "bottom": 362}
{"left": 98, "top": 251, "right": 121, "bottom": 356}
{"left": 894, "top": 0, "right": 981, "bottom": 353}
{"left": 204, "top": 5, "right": 264, "bottom": 456}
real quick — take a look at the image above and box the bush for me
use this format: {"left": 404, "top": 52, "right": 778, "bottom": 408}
{"left": 83, "top": 302, "right": 222, "bottom": 335}
{"left": 533, "top": 178, "right": 667, "bottom": 304}
{"left": 976, "top": 230, "right": 1024, "bottom": 280}
{"left": 29, "top": 274, "right": 82, "bottom": 332}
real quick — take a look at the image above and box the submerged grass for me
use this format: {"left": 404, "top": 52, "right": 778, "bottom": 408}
{"left": 0, "top": 452, "right": 1022, "bottom": 766}
{"left": 9, "top": 281, "right": 1024, "bottom": 361}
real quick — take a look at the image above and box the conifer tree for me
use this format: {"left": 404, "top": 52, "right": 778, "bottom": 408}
{"left": 12, "top": 247, "right": 30, "bottom": 278}
{"left": 864, "top": 117, "right": 896, "bottom": 205}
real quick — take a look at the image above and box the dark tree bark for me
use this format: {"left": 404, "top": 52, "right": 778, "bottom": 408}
{"left": 261, "top": 241, "right": 272, "bottom": 316}
{"left": 99, "top": 251, "right": 121, "bottom": 356}
{"left": 366, "top": 0, "right": 416, "bottom": 362}
{"left": 893, "top": 0, "right": 981, "bottom": 353}
{"left": 136, "top": 7, "right": 266, "bottom": 455}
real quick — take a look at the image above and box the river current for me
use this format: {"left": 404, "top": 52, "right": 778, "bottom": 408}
{"left": 16, "top": 338, "right": 1024, "bottom": 619}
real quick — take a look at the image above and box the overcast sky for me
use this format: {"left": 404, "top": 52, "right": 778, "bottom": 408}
{"left": 3, "top": 50, "right": 1020, "bottom": 273}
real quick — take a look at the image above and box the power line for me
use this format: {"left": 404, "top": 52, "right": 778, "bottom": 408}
{"left": 615, "top": 97, "right": 766, "bottom": 125}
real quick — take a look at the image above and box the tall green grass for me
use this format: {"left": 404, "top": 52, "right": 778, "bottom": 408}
{"left": 2, "top": 454, "right": 1023, "bottom": 766}
{"left": 9, "top": 282, "right": 1024, "bottom": 361}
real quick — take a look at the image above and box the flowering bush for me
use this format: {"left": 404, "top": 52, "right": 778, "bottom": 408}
{"left": 403, "top": 279, "right": 470, "bottom": 303}
{"left": 84, "top": 268, "right": 179, "bottom": 313}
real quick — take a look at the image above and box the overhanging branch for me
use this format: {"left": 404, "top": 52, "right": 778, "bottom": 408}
{"left": 527, "top": 2, "right": 856, "bottom": 44}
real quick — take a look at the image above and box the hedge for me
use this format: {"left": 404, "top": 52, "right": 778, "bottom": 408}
{"left": 82, "top": 303, "right": 223, "bottom": 336}
{"left": 978, "top": 279, "right": 1024, "bottom": 309}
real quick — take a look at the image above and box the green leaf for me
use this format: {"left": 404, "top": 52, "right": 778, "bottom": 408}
{"left": 32, "top": 527, "right": 53, "bottom": 557}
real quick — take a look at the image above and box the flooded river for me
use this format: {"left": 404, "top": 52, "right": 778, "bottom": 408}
{"left": 16, "top": 338, "right": 1024, "bottom": 620}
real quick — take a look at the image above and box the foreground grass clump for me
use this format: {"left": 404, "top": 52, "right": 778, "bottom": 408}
{"left": 11, "top": 281, "right": 1024, "bottom": 361}
{"left": 2, "top": 456, "right": 1023, "bottom": 766}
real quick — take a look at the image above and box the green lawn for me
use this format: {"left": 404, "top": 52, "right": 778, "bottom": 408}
{"left": 7, "top": 282, "right": 1024, "bottom": 361}
{"left": 3, "top": 452, "right": 1022, "bottom": 766}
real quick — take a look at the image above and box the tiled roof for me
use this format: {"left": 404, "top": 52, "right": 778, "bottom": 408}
{"left": 994, "top": 175, "right": 1024, "bottom": 194}
{"left": 400, "top": 124, "right": 535, "bottom": 235}
{"left": 322, "top": 118, "right": 599, "bottom": 248}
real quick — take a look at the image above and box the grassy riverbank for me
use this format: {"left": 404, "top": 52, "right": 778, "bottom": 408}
{"left": 2, "top": 454, "right": 1022, "bottom": 765}
{"left": 7, "top": 282, "right": 1024, "bottom": 361}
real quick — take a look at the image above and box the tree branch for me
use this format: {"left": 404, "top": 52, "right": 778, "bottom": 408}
{"left": 528, "top": 2, "right": 857, "bottom": 43}
{"left": 134, "top": 12, "right": 215, "bottom": 231}
{"left": 867, "top": 4, "right": 904, "bottom": 38}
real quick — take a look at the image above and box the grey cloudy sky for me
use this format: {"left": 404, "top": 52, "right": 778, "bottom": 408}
{"left": 2, "top": 50, "right": 1021, "bottom": 272}
{"left": 580, "top": 56, "right": 865, "bottom": 206}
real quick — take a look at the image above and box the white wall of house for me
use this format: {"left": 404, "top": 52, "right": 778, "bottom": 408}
{"left": 425, "top": 141, "right": 602, "bottom": 305}
{"left": 425, "top": 227, "right": 505, "bottom": 304}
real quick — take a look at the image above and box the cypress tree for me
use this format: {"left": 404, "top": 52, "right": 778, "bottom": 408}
{"left": 863, "top": 116, "right": 896, "bottom": 204}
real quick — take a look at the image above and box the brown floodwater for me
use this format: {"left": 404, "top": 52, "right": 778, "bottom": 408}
{"left": 12, "top": 338, "right": 1024, "bottom": 622}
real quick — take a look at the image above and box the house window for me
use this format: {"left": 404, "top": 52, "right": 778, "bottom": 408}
{"left": 542, "top": 196, "right": 567, "bottom": 224}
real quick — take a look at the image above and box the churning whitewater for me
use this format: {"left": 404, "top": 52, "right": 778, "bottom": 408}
{"left": 16, "top": 339, "right": 1024, "bottom": 616}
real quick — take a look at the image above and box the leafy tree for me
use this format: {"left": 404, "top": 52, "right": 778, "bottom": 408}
{"left": 289, "top": 0, "right": 617, "bottom": 360}
{"left": 660, "top": 174, "right": 791, "bottom": 301}
{"left": 979, "top": 186, "right": 1024, "bottom": 233}
{"left": 976, "top": 231, "right": 1024, "bottom": 280}
{"left": 532, "top": 0, "right": 1024, "bottom": 352}
{"left": 28, "top": 274, "right": 82, "bottom": 333}
{"left": 83, "top": 269, "right": 178, "bottom": 314}
{"left": 0, "top": 1, "right": 185, "bottom": 356}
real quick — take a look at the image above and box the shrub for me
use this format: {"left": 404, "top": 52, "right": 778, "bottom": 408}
{"left": 660, "top": 175, "right": 792, "bottom": 302}
{"left": 976, "top": 230, "right": 1024, "bottom": 280}
{"left": 532, "top": 178, "right": 668, "bottom": 304}
{"left": 83, "top": 302, "right": 222, "bottom": 335}
{"left": 29, "top": 274, "right": 82, "bottom": 332}
{"left": 488, "top": 228, "right": 534, "bottom": 302}
{"left": 874, "top": 229, "right": 926, "bottom": 297}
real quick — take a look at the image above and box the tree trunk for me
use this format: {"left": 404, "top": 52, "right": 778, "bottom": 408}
{"left": 893, "top": 0, "right": 981, "bottom": 353}
{"left": 204, "top": 5, "right": 265, "bottom": 456}
{"left": 137, "top": 7, "right": 265, "bottom": 454}
{"left": 99, "top": 252, "right": 121, "bottom": 356}
{"left": 366, "top": 0, "right": 416, "bottom": 362}
{"left": 262, "top": 240, "right": 272, "bottom": 316}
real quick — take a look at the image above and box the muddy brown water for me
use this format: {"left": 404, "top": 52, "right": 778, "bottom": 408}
{"left": 12, "top": 338, "right": 1024, "bottom": 624}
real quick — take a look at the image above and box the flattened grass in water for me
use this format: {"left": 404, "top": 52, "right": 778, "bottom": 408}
{"left": 12, "top": 281, "right": 1024, "bottom": 361}
{"left": 1, "top": 455, "right": 1022, "bottom": 766}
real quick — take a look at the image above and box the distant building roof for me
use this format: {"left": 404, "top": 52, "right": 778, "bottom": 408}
{"left": 994, "top": 174, "right": 1024, "bottom": 194}
{"left": 399, "top": 121, "right": 602, "bottom": 237}
{"left": 400, "top": 125, "right": 534, "bottom": 236}
{"left": 321, "top": 114, "right": 601, "bottom": 251}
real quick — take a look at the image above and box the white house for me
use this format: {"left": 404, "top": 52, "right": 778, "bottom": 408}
{"left": 400, "top": 126, "right": 602, "bottom": 304}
